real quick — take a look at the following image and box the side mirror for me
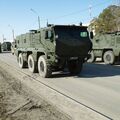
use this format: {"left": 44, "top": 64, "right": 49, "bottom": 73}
{"left": 90, "top": 31, "right": 94, "bottom": 39}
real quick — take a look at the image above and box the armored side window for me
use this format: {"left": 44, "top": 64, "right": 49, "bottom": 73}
{"left": 45, "top": 30, "right": 53, "bottom": 39}
{"left": 48, "top": 31, "right": 52, "bottom": 38}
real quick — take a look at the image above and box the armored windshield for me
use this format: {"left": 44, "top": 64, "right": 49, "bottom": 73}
{"left": 54, "top": 25, "right": 92, "bottom": 57}
{"left": 54, "top": 26, "right": 89, "bottom": 40}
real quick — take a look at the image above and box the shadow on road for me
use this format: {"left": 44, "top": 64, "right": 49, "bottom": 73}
{"left": 78, "top": 63, "right": 120, "bottom": 78}
{"left": 51, "top": 63, "right": 120, "bottom": 78}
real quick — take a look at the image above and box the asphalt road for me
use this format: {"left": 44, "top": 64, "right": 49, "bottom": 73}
{"left": 0, "top": 52, "right": 120, "bottom": 120}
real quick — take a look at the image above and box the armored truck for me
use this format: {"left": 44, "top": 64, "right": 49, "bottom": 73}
{"left": 1, "top": 42, "right": 11, "bottom": 51}
{"left": 88, "top": 31, "right": 120, "bottom": 64}
{"left": 15, "top": 25, "right": 92, "bottom": 78}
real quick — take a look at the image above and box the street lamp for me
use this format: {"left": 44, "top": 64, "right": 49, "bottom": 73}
{"left": 30, "top": 8, "right": 40, "bottom": 29}
{"left": 2, "top": 34, "right": 6, "bottom": 42}
{"left": 8, "top": 24, "right": 15, "bottom": 42}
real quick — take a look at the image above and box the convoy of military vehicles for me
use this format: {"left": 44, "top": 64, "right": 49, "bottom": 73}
{"left": 1, "top": 24, "right": 120, "bottom": 77}
{"left": 88, "top": 31, "right": 120, "bottom": 64}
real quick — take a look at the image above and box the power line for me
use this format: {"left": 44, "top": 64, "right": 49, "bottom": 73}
{"left": 48, "top": 0, "right": 112, "bottom": 21}
{"left": 31, "top": 0, "right": 113, "bottom": 27}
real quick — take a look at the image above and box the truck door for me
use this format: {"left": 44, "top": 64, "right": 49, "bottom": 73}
{"left": 41, "top": 30, "right": 55, "bottom": 52}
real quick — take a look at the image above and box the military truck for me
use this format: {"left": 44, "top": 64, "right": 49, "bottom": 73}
{"left": 88, "top": 31, "right": 120, "bottom": 64}
{"left": 15, "top": 25, "right": 92, "bottom": 78}
{"left": 1, "top": 42, "right": 11, "bottom": 51}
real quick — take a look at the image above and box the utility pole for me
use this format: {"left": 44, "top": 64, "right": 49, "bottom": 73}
{"left": 2, "top": 34, "right": 6, "bottom": 42}
{"left": 38, "top": 16, "right": 40, "bottom": 29}
{"left": 8, "top": 24, "right": 15, "bottom": 42}
{"left": 2, "top": 34, "right": 4, "bottom": 42}
{"left": 30, "top": 8, "right": 40, "bottom": 29}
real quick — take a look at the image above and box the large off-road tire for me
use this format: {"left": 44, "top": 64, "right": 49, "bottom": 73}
{"left": 38, "top": 55, "right": 52, "bottom": 78}
{"left": 18, "top": 53, "right": 26, "bottom": 68}
{"left": 103, "top": 51, "right": 115, "bottom": 65}
{"left": 87, "top": 51, "right": 96, "bottom": 63}
{"left": 68, "top": 60, "right": 83, "bottom": 75}
{"left": 28, "top": 55, "right": 37, "bottom": 73}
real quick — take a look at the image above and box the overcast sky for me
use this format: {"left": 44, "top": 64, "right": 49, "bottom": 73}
{"left": 0, "top": 0, "right": 117, "bottom": 42}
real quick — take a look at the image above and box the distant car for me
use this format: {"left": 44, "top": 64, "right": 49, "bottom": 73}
{"left": 2, "top": 42, "right": 11, "bottom": 51}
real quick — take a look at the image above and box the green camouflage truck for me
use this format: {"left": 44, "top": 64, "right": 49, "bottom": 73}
{"left": 15, "top": 25, "right": 92, "bottom": 78}
{"left": 88, "top": 31, "right": 120, "bottom": 64}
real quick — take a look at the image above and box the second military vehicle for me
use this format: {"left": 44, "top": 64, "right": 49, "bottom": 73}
{"left": 15, "top": 25, "right": 92, "bottom": 78}
{"left": 88, "top": 31, "right": 120, "bottom": 64}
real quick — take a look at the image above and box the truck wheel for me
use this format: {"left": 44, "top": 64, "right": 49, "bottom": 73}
{"left": 68, "top": 60, "right": 83, "bottom": 75}
{"left": 18, "top": 53, "right": 26, "bottom": 68}
{"left": 38, "top": 55, "right": 52, "bottom": 78}
{"left": 103, "top": 51, "right": 115, "bottom": 64}
{"left": 87, "top": 51, "right": 96, "bottom": 63}
{"left": 28, "top": 55, "right": 36, "bottom": 73}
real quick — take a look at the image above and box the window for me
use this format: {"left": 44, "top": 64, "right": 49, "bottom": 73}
{"left": 80, "top": 32, "right": 88, "bottom": 37}
{"left": 48, "top": 31, "right": 52, "bottom": 38}
{"left": 45, "top": 30, "right": 53, "bottom": 39}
